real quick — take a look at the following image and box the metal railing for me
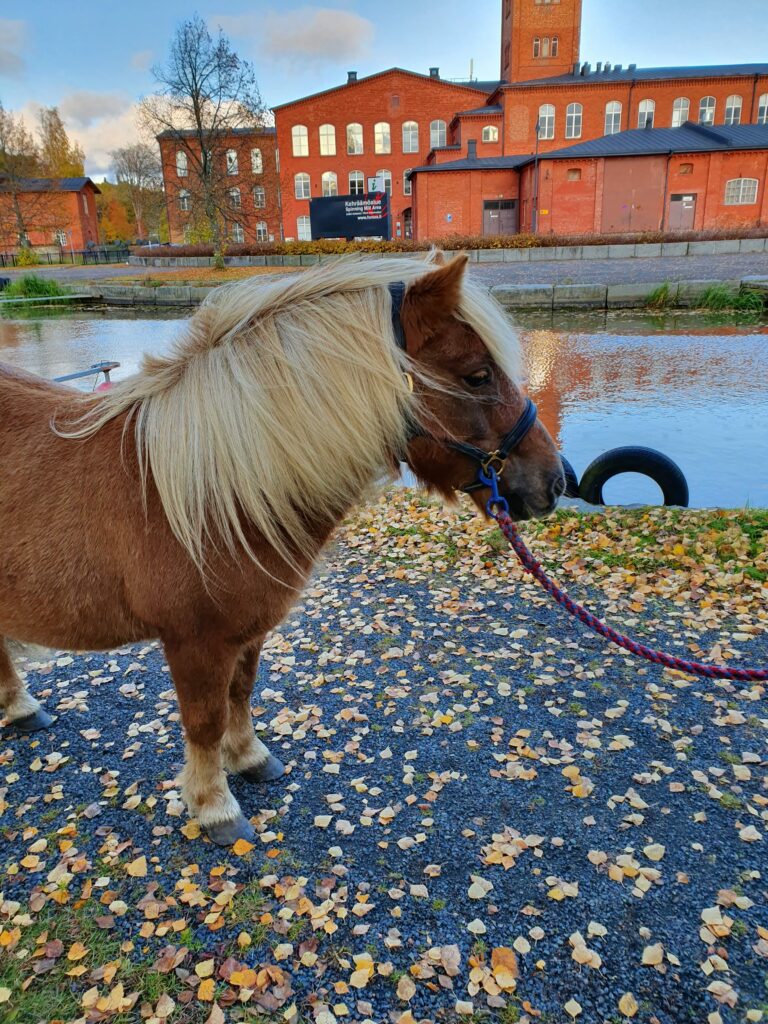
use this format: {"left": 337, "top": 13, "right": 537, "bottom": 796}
{"left": 0, "top": 248, "right": 131, "bottom": 268}
{"left": 53, "top": 362, "right": 120, "bottom": 385}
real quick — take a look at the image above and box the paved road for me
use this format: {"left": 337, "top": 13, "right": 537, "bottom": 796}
{"left": 3, "top": 250, "right": 768, "bottom": 287}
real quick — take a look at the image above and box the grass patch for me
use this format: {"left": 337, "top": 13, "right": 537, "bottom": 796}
{"left": 646, "top": 282, "right": 674, "bottom": 309}
{"left": 698, "top": 284, "right": 765, "bottom": 313}
{"left": 2, "top": 274, "right": 69, "bottom": 300}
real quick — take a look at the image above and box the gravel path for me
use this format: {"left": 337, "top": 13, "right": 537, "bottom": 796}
{"left": 2, "top": 495, "right": 767, "bottom": 1024}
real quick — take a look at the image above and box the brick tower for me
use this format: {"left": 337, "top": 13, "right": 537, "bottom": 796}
{"left": 501, "top": 0, "right": 583, "bottom": 83}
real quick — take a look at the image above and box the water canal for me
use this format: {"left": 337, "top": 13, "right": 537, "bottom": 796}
{"left": 1, "top": 305, "right": 766, "bottom": 509}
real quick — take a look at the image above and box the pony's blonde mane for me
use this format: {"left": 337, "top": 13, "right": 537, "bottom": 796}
{"left": 59, "top": 253, "right": 521, "bottom": 575}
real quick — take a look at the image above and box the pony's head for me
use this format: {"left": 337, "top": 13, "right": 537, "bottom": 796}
{"left": 399, "top": 253, "right": 564, "bottom": 520}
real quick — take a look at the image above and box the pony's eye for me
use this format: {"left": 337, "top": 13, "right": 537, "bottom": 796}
{"left": 463, "top": 368, "right": 492, "bottom": 389}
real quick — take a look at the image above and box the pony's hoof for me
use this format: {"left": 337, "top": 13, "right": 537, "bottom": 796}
{"left": 239, "top": 753, "right": 286, "bottom": 784}
{"left": 205, "top": 815, "right": 256, "bottom": 847}
{"left": 6, "top": 708, "right": 55, "bottom": 733}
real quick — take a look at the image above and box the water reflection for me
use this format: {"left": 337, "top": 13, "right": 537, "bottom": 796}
{"left": 0, "top": 308, "right": 766, "bottom": 508}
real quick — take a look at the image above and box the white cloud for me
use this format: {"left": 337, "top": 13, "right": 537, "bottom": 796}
{"left": 131, "top": 49, "right": 154, "bottom": 72}
{"left": 59, "top": 90, "right": 132, "bottom": 130}
{"left": 0, "top": 19, "right": 26, "bottom": 78}
{"left": 213, "top": 7, "right": 374, "bottom": 66}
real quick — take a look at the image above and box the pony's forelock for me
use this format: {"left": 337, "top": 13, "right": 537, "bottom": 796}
{"left": 56, "top": 253, "right": 522, "bottom": 576}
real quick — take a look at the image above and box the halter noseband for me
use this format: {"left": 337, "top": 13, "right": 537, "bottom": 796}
{"left": 388, "top": 280, "right": 538, "bottom": 497}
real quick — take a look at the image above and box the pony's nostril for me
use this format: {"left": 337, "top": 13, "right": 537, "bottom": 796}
{"left": 548, "top": 471, "right": 566, "bottom": 503}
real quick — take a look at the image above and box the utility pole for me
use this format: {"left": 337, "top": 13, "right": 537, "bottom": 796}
{"left": 532, "top": 118, "right": 541, "bottom": 234}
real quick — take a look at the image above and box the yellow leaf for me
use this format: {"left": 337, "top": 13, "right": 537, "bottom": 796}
{"left": 181, "top": 821, "right": 201, "bottom": 840}
{"left": 642, "top": 943, "right": 664, "bottom": 966}
{"left": 565, "top": 998, "right": 582, "bottom": 1018}
{"left": 67, "top": 941, "right": 88, "bottom": 961}
{"left": 198, "top": 978, "right": 215, "bottom": 1001}
{"left": 491, "top": 947, "right": 519, "bottom": 991}
{"left": 618, "top": 992, "right": 639, "bottom": 1018}
{"left": 126, "top": 856, "right": 147, "bottom": 878}
{"left": 232, "top": 838, "right": 255, "bottom": 856}
{"left": 195, "top": 960, "right": 215, "bottom": 978}
{"left": 0, "top": 988, "right": 10, "bottom": 1004}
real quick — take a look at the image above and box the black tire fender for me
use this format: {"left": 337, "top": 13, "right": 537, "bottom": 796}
{"left": 578, "top": 446, "right": 689, "bottom": 507}
{"left": 559, "top": 454, "right": 580, "bottom": 498}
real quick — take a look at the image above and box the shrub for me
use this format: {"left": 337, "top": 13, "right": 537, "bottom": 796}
{"left": 15, "top": 247, "right": 40, "bottom": 267}
{"left": 3, "top": 274, "right": 69, "bottom": 299}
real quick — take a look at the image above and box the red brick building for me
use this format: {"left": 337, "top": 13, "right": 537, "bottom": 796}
{"left": 157, "top": 127, "right": 281, "bottom": 245}
{"left": 0, "top": 177, "right": 100, "bottom": 251}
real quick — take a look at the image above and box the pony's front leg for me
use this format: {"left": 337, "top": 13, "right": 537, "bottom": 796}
{"left": 223, "top": 640, "right": 285, "bottom": 783}
{"left": 164, "top": 640, "right": 253, "bottom": 846}
{"left": 0, "top": 638, "right": 54, "bottom": 733}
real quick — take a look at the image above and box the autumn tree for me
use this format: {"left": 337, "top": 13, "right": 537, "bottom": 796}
{"left": 0, "top": 103, "right": 65, "bottom": 248}
{"left": 37, "top": 107, "right": 85, "bottom": 177}
{"left": 111, "top": 143, "right": 163, "bottom": 238}
{"left": 140, "top": 14, "right": 266, "bottom": 252}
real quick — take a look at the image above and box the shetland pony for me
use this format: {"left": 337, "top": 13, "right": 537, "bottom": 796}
{"left": 0, "top": 253, "right": 563, "bottom": 844}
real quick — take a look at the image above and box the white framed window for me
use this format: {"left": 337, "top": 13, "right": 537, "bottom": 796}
{"left": 230, "top": 222, "right": 244, "bottom": 243}
{"left": 671, "top": 97, "right": 690, "bottom": 127}
{"left": 403, "top": 169, "right": 412, "bottom": 196}
{"left": 253, "top": 185, "right": 266, "bottom": 208}
{"left": 176, "top": 150, "right": 188, "bottom": 177}
{"left": 604, "top": 100, "right": 622, "bottom": 135}
{"left": 53, "top": 229, "right": 67, "bottom": 246}
{"left": 541, "top": 36, "right": 550, "bottom": 57}
{"left": 482, "top": 124, "right": 499, "bottom": 142}
{"left": 319, "top": 123, "right": 336, "bottom": 156}
{"left": 402, "top": 121, "right": 419, "bottom": 153}
{"left": 251, "top": 148, "right": 263, "bottom": 174}
{"left": 82, "top": 193, "right": 89, "bottom": 213}
{"left": 294, "top": 172, "right": 310, "bottom": 199}
{"left": 724, "top": 178, "right": 758, "bottom": 205}
{"left": 430, "top": 119, "right": 446, "bottom": 148}
{"left": 349, "top": 170, "right": 364, "bottom": 195}
{"left": 698, "top": 96, "right": 716, "bottom": 125}
{"left": 376, "top": 168, "right": 392, "bottom": 195}
{"left": 297, "top": 215, "right": 311, "bottom": 240}
{"left": 538, "top": 104, "right": 555, "bottom": 140}
{"left": 226, "top": 149, "right": 238, "bottom": 175}
{"left": 228, "top": 187, "right": 241, "bottom": 208}
{"left": 256, "top": 221, "right": 268, "bottom": 242}
{"left": 724, "top": 94, "right": 742, "bottom": 125}
{"left": 178, "top": 189, "right": 190, "bottom": 212}
{"left": 638, "top": 99, "right": 655, "bottom": 128}
{"left": 551, "top": 36, "right": 559, "bottom": 56}
{"left": 374, "top": 121, "right": 391, "bottom": 154}
{"left": 758, "top": 93, "right": 768, "bottom": 125}
{"left": 565, "top": 102, "right": 582, "bottom": 139}
{"left": 347, "top": 122, "right": 363, "bottom": 155}
{"left": 322, "top": 171, "right": 338, "bottom": 197}
{"left": 533, "top": 36, "right": 541, "bottom": 57}
{"left": 292, "top": 125, "right": 309, "bottom": 157}
{"left": 567, "top": 167, "right": 582, "bottom": 181}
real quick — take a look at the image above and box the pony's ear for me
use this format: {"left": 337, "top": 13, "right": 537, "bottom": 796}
{"left": 401, "top": 253, "right": 468, "bottom": 352}
{"left": 428, "top": 248, "right": 446, "bottom": 265}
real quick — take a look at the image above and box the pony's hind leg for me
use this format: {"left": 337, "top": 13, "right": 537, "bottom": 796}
{"left": 0, "top": 638, "right": 54, "bottom": 733}
{"left": 164, "top": 639, "right": 253, "bottom": 846}
{"left": 223, "top": 641, "right": 285, "bottom": 784}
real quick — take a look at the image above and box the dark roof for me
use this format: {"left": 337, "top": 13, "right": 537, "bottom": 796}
{"left": 409, "top": 154, "right": 530, "bottom": 176}
{"left": 272, "top": 68, "right": 503, "bottom": 111}
{"left": 454, "top": 104, "right": 503, "bottom": 117}
{"left": 0, "top": 175, "right": 100, "bottom": 194}
{"left": 508, "top": 62, "right": 768, "bottom": 89}
{"left": 531, "top": 122, "right": 768, "bottom": 161}
{"left": 156, "top": 126, "right": 276, "bottom": 140}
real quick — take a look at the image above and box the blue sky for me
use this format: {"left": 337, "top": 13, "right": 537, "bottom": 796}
{"left": 1, "top": 0, "right": 767, "bottom": 177}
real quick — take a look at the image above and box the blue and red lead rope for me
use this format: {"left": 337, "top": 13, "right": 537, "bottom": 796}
{"left": 493, "top": 509, "right": 768, "bottom": 683}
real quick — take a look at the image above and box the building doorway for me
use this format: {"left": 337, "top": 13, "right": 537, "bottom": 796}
{"left": 483, "top": 199, "right": 518, "bottom": 236}
{"left": 668, "top": 193, "right": 697, "bottom": 231}
{"left": 402, "top": 207, "right": 412, "bottom": 239}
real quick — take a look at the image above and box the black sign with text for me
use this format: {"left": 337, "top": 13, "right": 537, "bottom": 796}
{"left": 309, "top": 193, "right": 391, "bottom": 239}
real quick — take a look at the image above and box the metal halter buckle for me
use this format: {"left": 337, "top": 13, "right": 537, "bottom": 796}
{"left": 481, "top": 451, "right": 506, "bottom": 477}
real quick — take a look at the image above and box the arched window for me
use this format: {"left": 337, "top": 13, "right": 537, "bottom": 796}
{"left": 294, "top": 172, "right": 310, "bottom": 199}
{"left": 253, "top": 185, "right": 266, "bottom": 208}
{"left": 256, "top": 221, "right": 268, "bottom": 242}
{"left": 176, "top": 151, "right": 188, "bottom": 177}
{"left": 604, "top": 100, "right": 622, "bottom": 135}
{"left": 226, "top": 149, "right": 238, "bottom": 175}
{"left": 538, "top": 104, "right": 555, "bottom": 140}
{"left": 230, "top": 223, "right": 244, "bottom": 243}
{"left": 374, "top": 122, "right": 391, "bottom": 154}
{"left": 296, "top": 215, "right": 311, "bottom": 241}
{"left": 376, "top": 169, "right": 392, "bottom": 195}
{"left": 403, "top": 169, "right": 412, "bottom": 196}
{"left": 430, "top": 120, "right": 447, "bottom": 148}
{"left": 228, "top": 186, "right": 241, "bottom": 208}
{"left": 178, "top": 188, "right": 190, "bottom": 212}
{"left": 724, "top": 95, "right": 742, "bottom": 125}
{"left": 533, "top": 36, "right": 541, "bottom": 57}
{"left": 321, "top": 171, "right": 338, "bottom": 197}
{"left": 482, "top": 124, "right": 499, "bottom": 142}
{"left": 551, "top": 35, "right": 559, "bottom": 56}
{"left": 319, "top": 123, "right": 336, "bottom": 156}
{"left": 671, "top": 97, "right": 690, "bottom": 127}
{"left": 638, "top": 99, "right": 655, "bottom": 128}
{"left": 724, "top": 178, "right": 758, "bottom": 205}
{"left": 251, "top": 148, "right": 263, "bottom": 174}
{"left": 758, "top": 93, "right": 768, "bottom": 125}
{"left": 346, "top": 122, "right": 363, "bottom": 154}
{"left": 402, "top": 121, "right": 419, "bottom": 154}
{"left": 541, "top": 36, "right": 551, "bottom": 57}
{"left": 349, "top": 170, "right": 364, "bottom": 195}
{"left": 292, "top": 125, "right": 309, "bottom": 156}
{"left": 565, "top": 102, "right": 582, "bottom": 139}
{"left": 698, "top": 96, "right": 716, "bottom": 125}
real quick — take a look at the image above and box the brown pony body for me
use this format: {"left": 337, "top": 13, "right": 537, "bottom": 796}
{"left": 0, "top": 253, "right": 563, "bottom": 844}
